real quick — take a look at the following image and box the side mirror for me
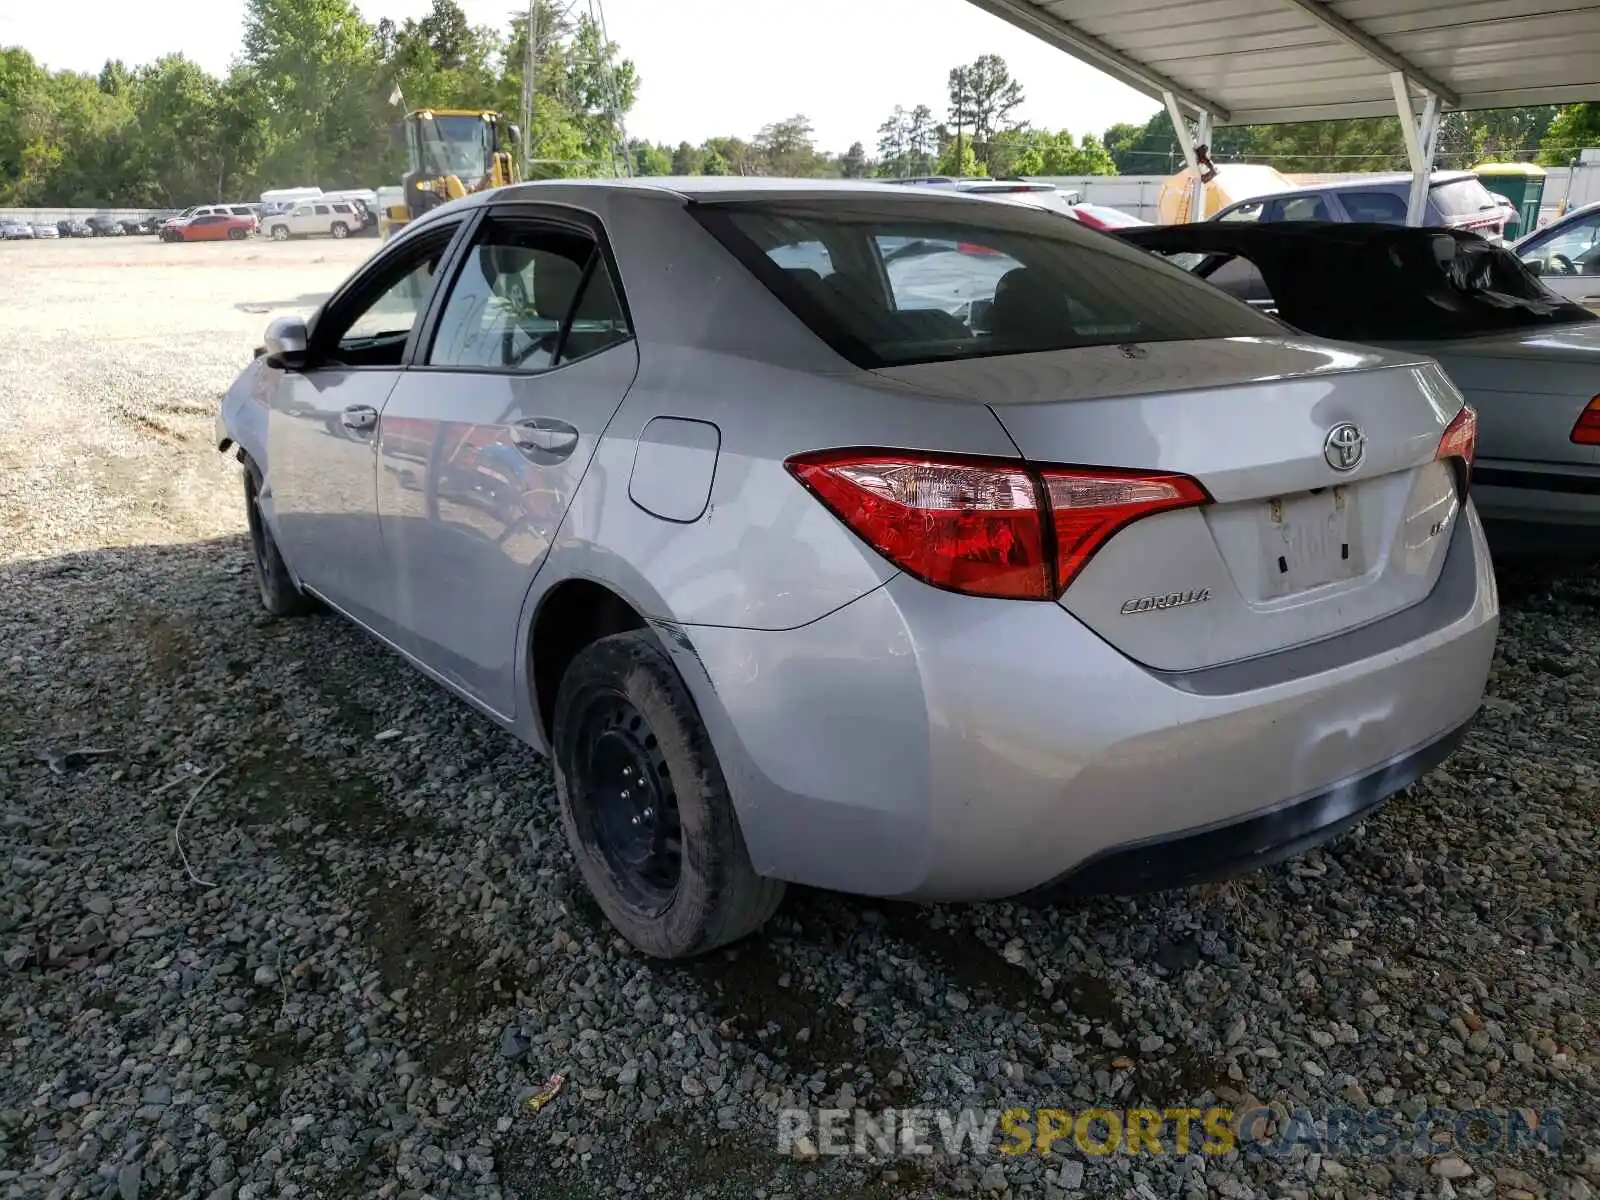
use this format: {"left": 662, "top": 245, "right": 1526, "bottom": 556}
{"left": 263, "top": 315, "right": 309, "bottom": 370}
{"left": 1523, "top": 258, "right": 1543, "bottom": 276}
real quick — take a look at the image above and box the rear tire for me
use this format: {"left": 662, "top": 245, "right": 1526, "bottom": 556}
{"left": 270, "top": 225, "right": 289, "bottom": 242}
{"left": 243, "top": 467, "right": 313, "bottom": 618}
{"left": 330, "top": 222, "right": 348, "bottom": 239}
{"left": 551, "top": 631, "right": 784, "bottom": 959}
{"left": 227, "top": 227, "right": 246, "bottom": 241}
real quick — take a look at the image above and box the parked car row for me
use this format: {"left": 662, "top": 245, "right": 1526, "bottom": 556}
{"left": 3, "top": 198, "right": 381, "bottom": 245}
{"left": 2, "top": 212, "right": 182, "bottom": 239}
{"left": 218, "top": 178, "right": 1525, "bottom": 960}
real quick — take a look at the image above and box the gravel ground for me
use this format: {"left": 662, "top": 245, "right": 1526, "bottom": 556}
{"left": 1, "top": 237, "right": 1597, "bottom": 1200}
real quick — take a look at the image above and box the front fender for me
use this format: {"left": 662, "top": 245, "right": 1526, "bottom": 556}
{"left": 217, "top": 356, "right": 275, "bottom": 465}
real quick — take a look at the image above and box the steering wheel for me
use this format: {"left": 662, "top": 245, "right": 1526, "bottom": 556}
{"left": 1549, "top": 253, "right": 1577, "bottom": 275}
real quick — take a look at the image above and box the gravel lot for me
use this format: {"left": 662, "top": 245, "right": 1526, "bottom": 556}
{"left": 1, "top": 236, "right": 1597, "bottom": 1200}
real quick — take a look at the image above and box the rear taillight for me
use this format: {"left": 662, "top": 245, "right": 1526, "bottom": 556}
{"left": 1070, "top": 209, "right": 1109, "bottom": 230}
{"left": 785, "top": 450, "right": 1208, "bottom": 600}
{"left": 1571, "top": 397, "right": 1600, "bottom": 445}
{"left": 1436, "top": 404, "right": 1477, "bottom": 493}
{"left": 1437, "top": 404, "right": 1477, "bottom": 468}
{"left": 1039, "top": 468, "right": 1210, "bottom": 593}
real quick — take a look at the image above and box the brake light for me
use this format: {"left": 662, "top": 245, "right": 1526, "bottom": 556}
{"left": 1571, "top": 396, "right": 1600, "bottom": 445}
{"left": 957, "top": 242, "right": 1002, "bottom": 256}
{"left": 1437, "top": 404, "right": 1478, "bottom": 471}
{"left": 785, "top": 450, "right": 1208, "bottom": 599}
{"left": 1070, "top": 209, "right": 1110, "bottom": 230}
{"left": 1039, "top": 468, "right": 1211, "bottom": 593}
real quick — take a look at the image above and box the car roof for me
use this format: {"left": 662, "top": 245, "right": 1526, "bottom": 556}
{"left": 1222, "top": 170, "right": 1477, "bottom": 205}
{"left": 491, "top": 176, "right": 1010, "bottom": 206}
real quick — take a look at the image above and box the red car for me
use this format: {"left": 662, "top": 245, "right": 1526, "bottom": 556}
{"left": 162, "top": 213, "right": 256, "bottom": 242}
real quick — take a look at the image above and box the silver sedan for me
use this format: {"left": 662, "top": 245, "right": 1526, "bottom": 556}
{"left": 217, "top": 179, "right": 1496, "bottom": 958}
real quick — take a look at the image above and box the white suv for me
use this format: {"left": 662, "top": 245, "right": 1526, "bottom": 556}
{"left": 264, "top": 201, "right": 359, "bottom": 242}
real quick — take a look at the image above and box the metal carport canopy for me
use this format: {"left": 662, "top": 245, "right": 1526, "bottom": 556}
{"left": 964, "top": 0, "right": 1600, "bottom": 125}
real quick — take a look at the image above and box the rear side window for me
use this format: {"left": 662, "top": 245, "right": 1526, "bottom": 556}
{"left": 1266, "top": 194, "right": 1332, "bottom": 222}
{"left": 427, "top": 220, "right": 631, "bottom": 372}
{"left": 693, "top": 200, "right": 1278, "bottom": 368}
{"left": 1431, "top": 178, "right": 1499, "bottom": 218}
{"left": 314, "top": 204, "right": 330, "bottom": 215}
{"left": 1338, "top": 190, "right": 1408, "bottom": 223}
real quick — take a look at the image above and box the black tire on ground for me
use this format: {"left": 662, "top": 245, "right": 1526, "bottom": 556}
{"left": 227, "top": 227, "right": 246, "bottom": 240}
{"left": 270, "top": 225, "right": 290, "bottom": 242}
{"left": 330, "top": 222, "right": 348, "bottom": 239}
{"left": 551, "top": 631, "right": 785, "bottom": 959}
{"left": 243, "top": 466, "right": 314, "bottom": 618}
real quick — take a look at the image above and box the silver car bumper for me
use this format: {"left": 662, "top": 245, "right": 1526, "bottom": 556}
{"left": 681, "top": 506, "right": 1499, "bottom": 901}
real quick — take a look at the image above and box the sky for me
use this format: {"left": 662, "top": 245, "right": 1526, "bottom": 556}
{"left": 0, "top": 0, "right": 1162, "bottom": 152}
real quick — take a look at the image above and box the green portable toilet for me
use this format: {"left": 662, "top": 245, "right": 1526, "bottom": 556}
{"left": 1473, "top": 162, "right": 1547, "bottom": 240}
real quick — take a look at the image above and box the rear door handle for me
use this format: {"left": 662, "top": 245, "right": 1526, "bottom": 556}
{"left": 510, "top": 418, "right": 579, "bottom": 459}
{"left": 340, "top": 405, "right": 378, "bottom": 431}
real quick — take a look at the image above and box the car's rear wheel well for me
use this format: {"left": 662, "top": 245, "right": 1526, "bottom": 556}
{"left": 532, "top": 580, "right": 648, "bottom": 740}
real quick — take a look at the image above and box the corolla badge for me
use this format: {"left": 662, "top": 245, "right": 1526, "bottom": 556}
{"left": 1323, "top": 422, "right": 1366, "bottom": 472}
{"left": 1120, "top": 588, "right": 1210, "bottom": 615}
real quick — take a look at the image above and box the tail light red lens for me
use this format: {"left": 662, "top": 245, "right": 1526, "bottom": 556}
{"left": 1436, "top": 404, "right": 1478, "bottom": 483}
{"left": 1039, "top": 468, "right": 1211, "bottom": 593}
{"left": 1571, "top": 396, "right": 1600, "bottom": 446}
{"left": 785, "top": 450, "right": 1208, "bottom": 600}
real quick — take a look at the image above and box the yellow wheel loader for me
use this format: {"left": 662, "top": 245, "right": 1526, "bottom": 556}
{"left": 382, "top": 109, "right": 520, "bottom": 240}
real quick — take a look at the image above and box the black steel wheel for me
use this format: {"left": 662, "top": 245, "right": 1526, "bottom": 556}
{"left": 570, "top": 691, "right": 683, "bottom": 912}
{"left": 551, "top": 631, "right": 785, "bottom": 958}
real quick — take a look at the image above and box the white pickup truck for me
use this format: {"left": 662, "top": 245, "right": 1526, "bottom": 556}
{"left": 263, "top": 200, "right": 361, "bottom": 241}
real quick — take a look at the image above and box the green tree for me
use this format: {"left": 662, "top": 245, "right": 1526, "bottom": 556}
{"left": 840, "top": 141, "right": 867, "bottom": 178}
{"left": 628, "top": 140, "right": 671, "bottom": 175}
{"left": 241, "top": 0, "right": 382, "bottom": 185}
{"left": 936, "top": 132, "right": 982, "bottom": 177}
{"left": 670, "top": 140, "right": 702, "bottom": 174}
{"left": 753, "top": 115, "right": 820, "bottom": 176}
{"left": 1539, "top": 104, "right": 1600, "bottom": 164}
{"left": 947, "top": 54, "right": 1024, "bottom": 171}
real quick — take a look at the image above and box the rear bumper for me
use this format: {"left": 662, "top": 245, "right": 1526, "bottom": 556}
{"left": 677, "top": 506, "right": 1497, "bottom": 902}
{"left": 1040, "top": 716, "right": 1472, "bottom": 897}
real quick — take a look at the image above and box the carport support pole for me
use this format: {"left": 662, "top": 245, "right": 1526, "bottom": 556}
{"left": 1163, "top": 91, "right": 1213, "bottom": 222}
{"left": 1390, "top": 72, "right": 1441, "bottom": 226}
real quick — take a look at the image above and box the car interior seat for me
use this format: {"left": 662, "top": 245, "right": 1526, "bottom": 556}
{"left": 988, "top": 267, "right": 1065, "bottom": 343}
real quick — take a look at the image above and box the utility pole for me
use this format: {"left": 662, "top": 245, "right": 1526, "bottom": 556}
{"left": 520, "top": 0, "right": 537, "bottom": 178}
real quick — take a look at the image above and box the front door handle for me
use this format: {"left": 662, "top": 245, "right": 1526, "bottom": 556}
{"left": 510, "top": 418, "right": 579, "bottom": 459}
{"left": 341, "top": 405, "right": 378, "bottom": 431}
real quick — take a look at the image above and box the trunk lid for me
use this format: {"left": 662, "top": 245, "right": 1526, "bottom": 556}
{"left": 874, "top": 336, "right": 1465, "bottom": 672}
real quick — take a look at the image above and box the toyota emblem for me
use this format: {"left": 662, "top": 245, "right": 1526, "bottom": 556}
{"left": 1323, "top": 423, "right": 1366, "bottom": 472}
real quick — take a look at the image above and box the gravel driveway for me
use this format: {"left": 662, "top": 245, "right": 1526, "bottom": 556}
{"left": 1, "top": 238, "right": 1596, "bottom": 1200}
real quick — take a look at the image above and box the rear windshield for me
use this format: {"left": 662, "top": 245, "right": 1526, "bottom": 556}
{"left": 692, "top": 199, "right": 1281, "bottom": 368}
{"left": 1431, "top": 177, "right": 1499, "bottom": 218}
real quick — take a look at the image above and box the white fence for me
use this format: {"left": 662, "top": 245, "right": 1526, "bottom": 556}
{"left": 0, "top": 207, "right": 163, "bottom": 225}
